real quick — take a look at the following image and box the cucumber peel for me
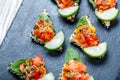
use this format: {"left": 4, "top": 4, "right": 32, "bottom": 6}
{"left": 83, "top": 42, "right": 107, "bottom": 58}
{"left": 40, "top": 72, "right": 55, "bottom": 80}
{"left": 58, "top": 6, "right": 79, "bottom": 18}
{"left": 95, "top": 8, "right": 119, "bottom": 21}
{"left": 44, "top": 31, "right": 64, "bottom": 51}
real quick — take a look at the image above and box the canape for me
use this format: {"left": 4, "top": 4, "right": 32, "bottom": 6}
{"left": 8, "top": 54, "right": 55, "bottom": 80}
{"left": 31, "top": 10, "right": 64, "bottom": 51}
{"left": 55, "top": 0, "right": 80, "bottom": 22}
{"left": 58, "top": 47, "right": 94, "bottom": 80}
{"left": 70, "top": 16, "right": 108, "bottom": 58}
{"left": 89, "top": 0, "right": 119, "bottom": 28}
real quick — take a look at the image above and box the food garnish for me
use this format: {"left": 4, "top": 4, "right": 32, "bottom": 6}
{"left": 8, "top": 54, "right": 47, "bottom": 80}
{"left": 58, "top": 47, "right": 94, "bottom": 80}
{"left": 70, "top": 16, "right": 108, "bottom": 58}
{"left": 89, "top": 0, "right": 119, "bottom": 28}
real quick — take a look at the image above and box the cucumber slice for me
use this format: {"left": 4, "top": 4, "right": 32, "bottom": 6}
{"left": 95, "top": 7, "right": 119, "bottom": 21}
{"left": 58, "top": 6, "right": 79, "bottom": 17}
{"left": 40, "top": 72, "right": 55, "bottom": 80}
{"left": 89, "top": 76, "right": 94, "bottom": 80}
{"left": 83, "top": 42, "right": 107, "bottom": 58}
{"left": 44, "top": 31, "right": 64, "bottom": 50}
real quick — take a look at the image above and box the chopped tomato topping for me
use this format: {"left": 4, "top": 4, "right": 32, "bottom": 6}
{"left": 63, "top": 60, "right": 87, "bottom": 73}
{"left": 34, "top": 70, "right": 40, "bottom": 79}
{"left": 39, "top": 32, "right": 55, "bottom": 42}
{"left": 74, "top": 25, "right": 99, "bottom": 48}
{"left": 19, "top": 54, "right": 46, "bottom": 80}
{"left": 33, "top": 19, "right": 55, "bottom": 42}
{"left": 30, "top": 54, "right": 45, "bottom": 66}
{"left": 38, "top": 20, "right": 44, "bottom": 24}
{"left": 95, "top": 0, "right": 116, "bottom": 11}
{"left": 61, "top": 60, "right": 90, "bottom": 80}
{"left": 58, "top": 0, "right": 75, "bottom": 9}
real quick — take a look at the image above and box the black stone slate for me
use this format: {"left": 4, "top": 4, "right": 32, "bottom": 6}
{"left": 0, "top": 0, "right": 120, "bottom": 80}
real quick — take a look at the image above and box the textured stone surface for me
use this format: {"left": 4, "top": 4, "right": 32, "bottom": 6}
{"left": 0, "top": 0, "right": 120, "bottom": 80}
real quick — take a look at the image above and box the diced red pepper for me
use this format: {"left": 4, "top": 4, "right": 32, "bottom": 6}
{"left": 39, "top": 32, "right": 54, "bottom": 42}
{"left": 38, "top": 20, "right": 44, "bottom": 24}
{"left": 75, "top": 25, "right": 99, "bottom": 48}
{"left": 34, "top": 70, "right": 40, "bottom": 80}
{"left": 34, "top": 20, "right": 55, "bottom": 42}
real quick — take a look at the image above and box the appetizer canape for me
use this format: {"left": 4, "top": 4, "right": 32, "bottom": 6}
{"left": 59, "top": 47, "right": 94, "bottom": 80}
{"left": 89, "top": 0, "right": 119, "bottom": 28}
{"left": 8, "top": 54, "right": 55, "bottom": 80}
{"left": 31, "top": 10, "right": 64, "bottom": 51}
{"left": 55, "top": 0, "right": 80, "bottom": 22}
{"left": 70, "top": 16, "right": 108, "bottom": 58}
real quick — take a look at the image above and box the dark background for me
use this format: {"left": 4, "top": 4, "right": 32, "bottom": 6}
{"left": 0, "top": 0, "right": 120, "bottom": 80}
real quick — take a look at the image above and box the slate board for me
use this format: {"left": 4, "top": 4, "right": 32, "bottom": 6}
{"left": 0, "top": 0, "right": 120, "bottom": 80}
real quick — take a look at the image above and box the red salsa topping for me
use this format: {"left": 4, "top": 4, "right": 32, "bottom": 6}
{"left": 57, "top": 0, "right": 75, "bottom": 9}
{"left": 19, "top": 54, "right": 46, "bottom": 80}
{"left": 74, "top": 25, "right": 99, "bottom": 48}
{"left": 33, "top": 20, "right": 55, "bottom": 42}
{"left": 59, "top": 60, "right": 90, "bottom": 80}
{"left": 95, "top": 0, "right": 116, "bottom": 11}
